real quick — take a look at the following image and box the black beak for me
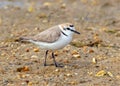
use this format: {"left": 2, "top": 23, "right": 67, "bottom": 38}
{"left": 70, "top": 29, "right": 80, "bottom": 34}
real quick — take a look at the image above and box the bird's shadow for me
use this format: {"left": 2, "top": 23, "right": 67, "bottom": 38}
{"left": 43, "top": 60, "right": 91, "bottom": 68}
{"left": 44, "top": 63, "right": 64, "bottom": 68}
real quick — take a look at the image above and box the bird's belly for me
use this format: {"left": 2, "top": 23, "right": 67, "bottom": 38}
{"left": 31, "top": 36, "right": 72, "bottom": 50}
{"left": 51, "top": 36, "right": 72, "bottom": 50}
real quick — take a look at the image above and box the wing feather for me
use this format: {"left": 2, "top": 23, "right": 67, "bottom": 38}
{"left": 20, "top": 25, "right": 61, "bottom": 43}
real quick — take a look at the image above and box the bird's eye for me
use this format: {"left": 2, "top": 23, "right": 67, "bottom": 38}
{"left": 66, "top": 28, "right": 70, "bottom": 30}
{"left": 63, "top": 28, "right": 66, "bottom": 30}
{"left": 70, "top": 25, "right": 74, "bottom": 27}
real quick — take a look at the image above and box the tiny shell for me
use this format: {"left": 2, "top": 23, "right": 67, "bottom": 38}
{"left": 107, "top": 71, "right": 113, "bottom": 77}
{"left": 95, "top": 70, "right": 106, "bottom": 77}
{"left": 71, "top": 50, "right": 79, "bottom": 55}
{"left": 73, "top": 54, "right": 81, "bottom": 58}
{"left": 33, "top": 48, "right": 39, "bottom": 52}
{"left": 43, "top": 2, "right": 52, "bottom": 7}
{"left": 16, "top": 66, "right": 30, "bottom": 72}
{"left": 92, "top": 58, "right": 97, "bottom": 64}
{"left": 31, "top": 55, "right": 39, "bottom": 59}
{"left": 55, "top": 69, "right": 60, "bottom": 72}
{"left": 28, "top": 82, "right": 33, "bottom": 86}
{"left": 89, "top": 49, "right": 94, "bottom": 53}
{"left": 61, "top": 3, "right": 66, "bottom": 8}
{"left": 66, "top": 73, "right": 72, "bottom": 77}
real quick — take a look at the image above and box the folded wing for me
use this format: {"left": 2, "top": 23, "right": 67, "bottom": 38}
{"left": 20, "top": 25, "right": 61, "bottom": 43}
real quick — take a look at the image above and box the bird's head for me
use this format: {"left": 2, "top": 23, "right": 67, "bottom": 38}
{"left": 59, "top": 23, "right": 80, "bottom": 36}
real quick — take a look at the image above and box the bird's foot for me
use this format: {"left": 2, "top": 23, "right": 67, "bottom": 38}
{"left": 54, "top": 63, "right": 64, "bottom": 67}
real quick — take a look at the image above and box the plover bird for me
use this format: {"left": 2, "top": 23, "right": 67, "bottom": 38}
{"left": 20, "top": 23, "right": 80, "bottom": 67}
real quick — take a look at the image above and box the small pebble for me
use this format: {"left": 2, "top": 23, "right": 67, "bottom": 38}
{"left": 73, "top": 54, "right": 81, "bottom": 58}
{"left": 28, "top": 82, "right": 33, "bottom": 86}
{"left": 33, "top": 48, "right": 39, "bottom": 52}
{"left": 107, "top": 71, "right": 113, "bottom": 77}
{"left": 95, "top": 70, "right": 106, "bottom": 77}
{"left": 66, "top": 73, "right": 72, "bottom": 77}
{"left": 115, "top": 31, "right": 120, "bottom": 37}
{"left": 89, "top": 49, "right": 94, "bottom": 53}
{"left": 71, "top": 50, "right": 79, "bottom": 55}
{"left": 61, "top": 3, "right": 66, "bottom": 8}
{"left": 92, "top": 58, "right": 97, "bottom": 64}
{"left": 55, "top": 69, "right": 60, "bottom": 72}
{"left": 26, "top": 48, "right": 30, "bottom": 52}
{"left": 43, "top": 2, "right": 52, "bottom": 7}
{"left": 31, "top": 55, "right": 39, "bottom": 59}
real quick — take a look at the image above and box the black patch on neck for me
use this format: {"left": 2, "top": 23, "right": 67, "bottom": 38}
{"left": 61, "top": 31, "right": 68, "bottom": 36}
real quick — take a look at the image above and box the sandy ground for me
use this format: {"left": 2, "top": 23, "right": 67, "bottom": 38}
{"left": 0, "top": 0, "right": 120, "bottom": 86}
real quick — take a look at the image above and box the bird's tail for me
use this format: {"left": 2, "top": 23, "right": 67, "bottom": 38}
{"left": 19, "top": 37, "right": 30, "bottom": 41}
{"left": 16, "top": 37, "right": 31, "bottom": 43}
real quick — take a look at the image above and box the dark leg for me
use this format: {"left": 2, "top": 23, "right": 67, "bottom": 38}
{"left": 44, "top": 50, "right": 49, "bottom": 66}
{"left": 52, "top": 52, "right": 58, "bottom": 67}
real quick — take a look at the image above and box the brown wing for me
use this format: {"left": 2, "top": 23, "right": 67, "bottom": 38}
{"left": 21, "top": 25, "right": 61, "bottom": 43}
